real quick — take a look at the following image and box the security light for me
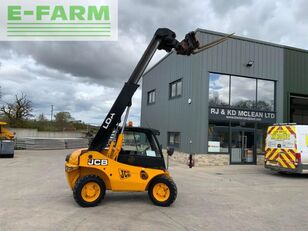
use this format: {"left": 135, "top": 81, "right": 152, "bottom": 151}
{"left": 246, "top": 60, "right": 254, "bottom": 67}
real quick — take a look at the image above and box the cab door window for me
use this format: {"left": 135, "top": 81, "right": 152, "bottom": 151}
{"left": 122, "top": 131, "right": 159, "bottom": 157}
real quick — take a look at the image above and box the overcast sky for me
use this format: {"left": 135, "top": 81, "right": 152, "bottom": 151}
{"left": 1, "top": 0, "right": 308, "bottom": 126}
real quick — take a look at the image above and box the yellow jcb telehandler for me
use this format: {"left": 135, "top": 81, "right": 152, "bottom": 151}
{"left": 0, "top": 122, "right": 15, "bottom": 158}
{"left": 0, "top": 122, "right": 14, "bottom": 140}
{"left": 65, "top": 28, "right": 233, "bottom": 207}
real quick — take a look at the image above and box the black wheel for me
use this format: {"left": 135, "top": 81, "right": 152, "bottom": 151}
{"left": 148, "top": 175, "right": 177, "bottom": 207}
{"left": 73, "top": 175, "right": 105, "bottom": 207}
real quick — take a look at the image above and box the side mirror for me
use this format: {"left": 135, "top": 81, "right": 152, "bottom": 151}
{"left": 167, "top": 147, "right": 174, "bottom": 156}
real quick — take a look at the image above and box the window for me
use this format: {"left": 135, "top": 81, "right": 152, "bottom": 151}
{"left": 167, "top": 132, "right": 180, "bottom": 147}
{"left": 208, "top": 122, "right": 229, "bottom": 153}
{"left": 209, "top": 73, "right": 230, "bottom": 106}
{"left": 169, "top": 79, "right": 182, "bottom": 99}
{"left": 231, "top": 76, "right": 256, "bottom": 109}
{"left": 147, "top": 90, "right": 156, "bottom": 104}
{"left": 209, "top": 73, "right": 275, "bottom": 111}
{"left": 122, "top": 131, "right": 160, "bottom": 157}
{"left": 257, "top": 80, "right": 275, "bottom": 111}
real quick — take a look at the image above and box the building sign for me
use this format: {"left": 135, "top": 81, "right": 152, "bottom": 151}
{"left": 209, "top": 107, "right": 276, "bottom": 123}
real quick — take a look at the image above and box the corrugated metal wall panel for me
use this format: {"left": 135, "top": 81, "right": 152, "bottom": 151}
{"left": 283, "top": 49, "right": 308, "bottom": 121}
{"left": 142, "top": 30, "right": 284, "bottom": 153}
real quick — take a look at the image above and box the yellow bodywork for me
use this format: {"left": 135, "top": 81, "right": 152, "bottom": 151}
{"left": 0, "top": 122, "right": 14, "bottom": 140}
{"left": 152, "top": 183, "right": 170, "bottom": 202}
{"left": 65, "top": 147, "right": 169, "bottom": 192}
{"left": 81, "top": 182, "right": 101, "bottom": 202}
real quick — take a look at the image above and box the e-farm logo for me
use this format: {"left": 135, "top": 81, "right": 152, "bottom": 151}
{"left": 0, "top": 0, "right": 118, "bottom": 41}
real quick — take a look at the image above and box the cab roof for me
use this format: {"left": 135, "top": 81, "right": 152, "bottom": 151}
{"left": 123, "top": 126, "right": 160, "bottom": 136}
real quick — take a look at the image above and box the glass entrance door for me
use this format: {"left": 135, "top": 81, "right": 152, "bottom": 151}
{"left": 230, "top": 129, "right": 255, "bottom": 164}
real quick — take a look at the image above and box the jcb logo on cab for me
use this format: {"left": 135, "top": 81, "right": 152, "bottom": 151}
{"left": 88, "top": 159, "right": 108, "bottom": 166}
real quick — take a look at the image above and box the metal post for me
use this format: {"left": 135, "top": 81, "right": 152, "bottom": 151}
{"left": 121, "top": 106, "right": 131, "bottom": 134}
{"left": 51, "top": 105, "right": 54, "bottom": 121}
{"left": 167, "top": 154, "right": 169, "bottom": 169}
{"left": 188, "top": 154, "right": 194, "bottom": 168}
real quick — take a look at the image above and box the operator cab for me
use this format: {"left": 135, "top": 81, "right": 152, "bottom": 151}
{"left": 117, "top": 127, "right": 166, "bottom": 170}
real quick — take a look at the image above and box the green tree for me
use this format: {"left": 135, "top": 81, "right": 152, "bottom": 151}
{"left": 37, "top": 113, "right": 48, "bottom": 122}
{"left": 36, "top": 113, "right": 50, "bottom": 131}
{"left": 54, "top": 111, "right": 75, "bottom": 131}
{"left": 209, "top": 95, "right": 229, "bottom": 107}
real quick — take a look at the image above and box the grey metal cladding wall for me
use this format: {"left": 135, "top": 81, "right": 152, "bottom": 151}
{"left": 141, "top": 53, "right": 194, "bottom": 153}
{"left": 283, "top": 48, "right": 308, "bottom": 121}
{"left": 198, "top": 31, "right": 284, "bottom": 153}
{"left": 141, "top": 30, "right": 284, "bottom": 154}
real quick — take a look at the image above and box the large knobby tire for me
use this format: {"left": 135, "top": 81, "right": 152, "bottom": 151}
{"left": 148, "top": 175, "right": 177, "bottom": 207}
{"left": 73, "top": 175, "right": 106, "bottom": 207}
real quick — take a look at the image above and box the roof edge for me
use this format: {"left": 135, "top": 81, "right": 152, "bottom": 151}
{"left": 143, "top": 28, "right": 308, "bottom": 77}
{"left": 196, "top": 28, "right": 308, "bottom": 54}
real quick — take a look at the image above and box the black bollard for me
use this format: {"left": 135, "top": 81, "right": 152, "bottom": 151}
{"left": 188, "top": 154, "right": 195, "bottom": 168}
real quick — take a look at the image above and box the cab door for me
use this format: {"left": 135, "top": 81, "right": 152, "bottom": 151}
{"left": 117, "top": 130, "right": 165, "bottom": 169}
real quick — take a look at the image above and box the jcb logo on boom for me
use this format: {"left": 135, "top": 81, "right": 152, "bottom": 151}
{"left": 88, "top": 159, "right": 108, "bottom": 166}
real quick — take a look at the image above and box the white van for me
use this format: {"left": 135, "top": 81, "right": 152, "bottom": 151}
{"left": 264, "top": 124, "right": 308, "bottom": 173}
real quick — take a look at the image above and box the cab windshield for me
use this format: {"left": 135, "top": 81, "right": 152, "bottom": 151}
{"left": 122, "top": 131, "right": 161, "bottom": 157}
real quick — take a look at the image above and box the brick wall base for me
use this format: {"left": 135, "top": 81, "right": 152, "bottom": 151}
{"left": 163, "top": 150, "right": 229, "bottom": 166}
{"left": 163, "top": 150, "right": 265, "bottom": 166}
{"left": 257, "top": 154, "right": 264, "bottom": 165}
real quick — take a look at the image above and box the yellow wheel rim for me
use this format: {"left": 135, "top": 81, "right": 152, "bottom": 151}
{"left": 153, "top": 183, "right": 170, "bottom": 202}
{"left": 81, "top": 182, "right": 101, "bottom": 203}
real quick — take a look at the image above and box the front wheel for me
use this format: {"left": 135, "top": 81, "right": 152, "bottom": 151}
{"left": 148, "top": 175, "right": 177, "bottom": 207}
{"left": 73, "top": 175, "right": 105, "bottom": 207}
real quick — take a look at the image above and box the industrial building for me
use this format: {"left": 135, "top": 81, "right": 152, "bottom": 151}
{"left": 141, "top": 29, "right": 308, "bottom": 165}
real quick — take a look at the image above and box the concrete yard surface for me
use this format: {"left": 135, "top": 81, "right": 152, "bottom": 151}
{"left": 1, "top": 150, "right": 308, "bottom": 231}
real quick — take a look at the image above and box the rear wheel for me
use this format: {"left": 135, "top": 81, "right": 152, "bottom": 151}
{"left": 148, "top": 175, "right": 177, "bottom": 207}
{"left": 73, "top": 175, "right": 105, "bottom": 207}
